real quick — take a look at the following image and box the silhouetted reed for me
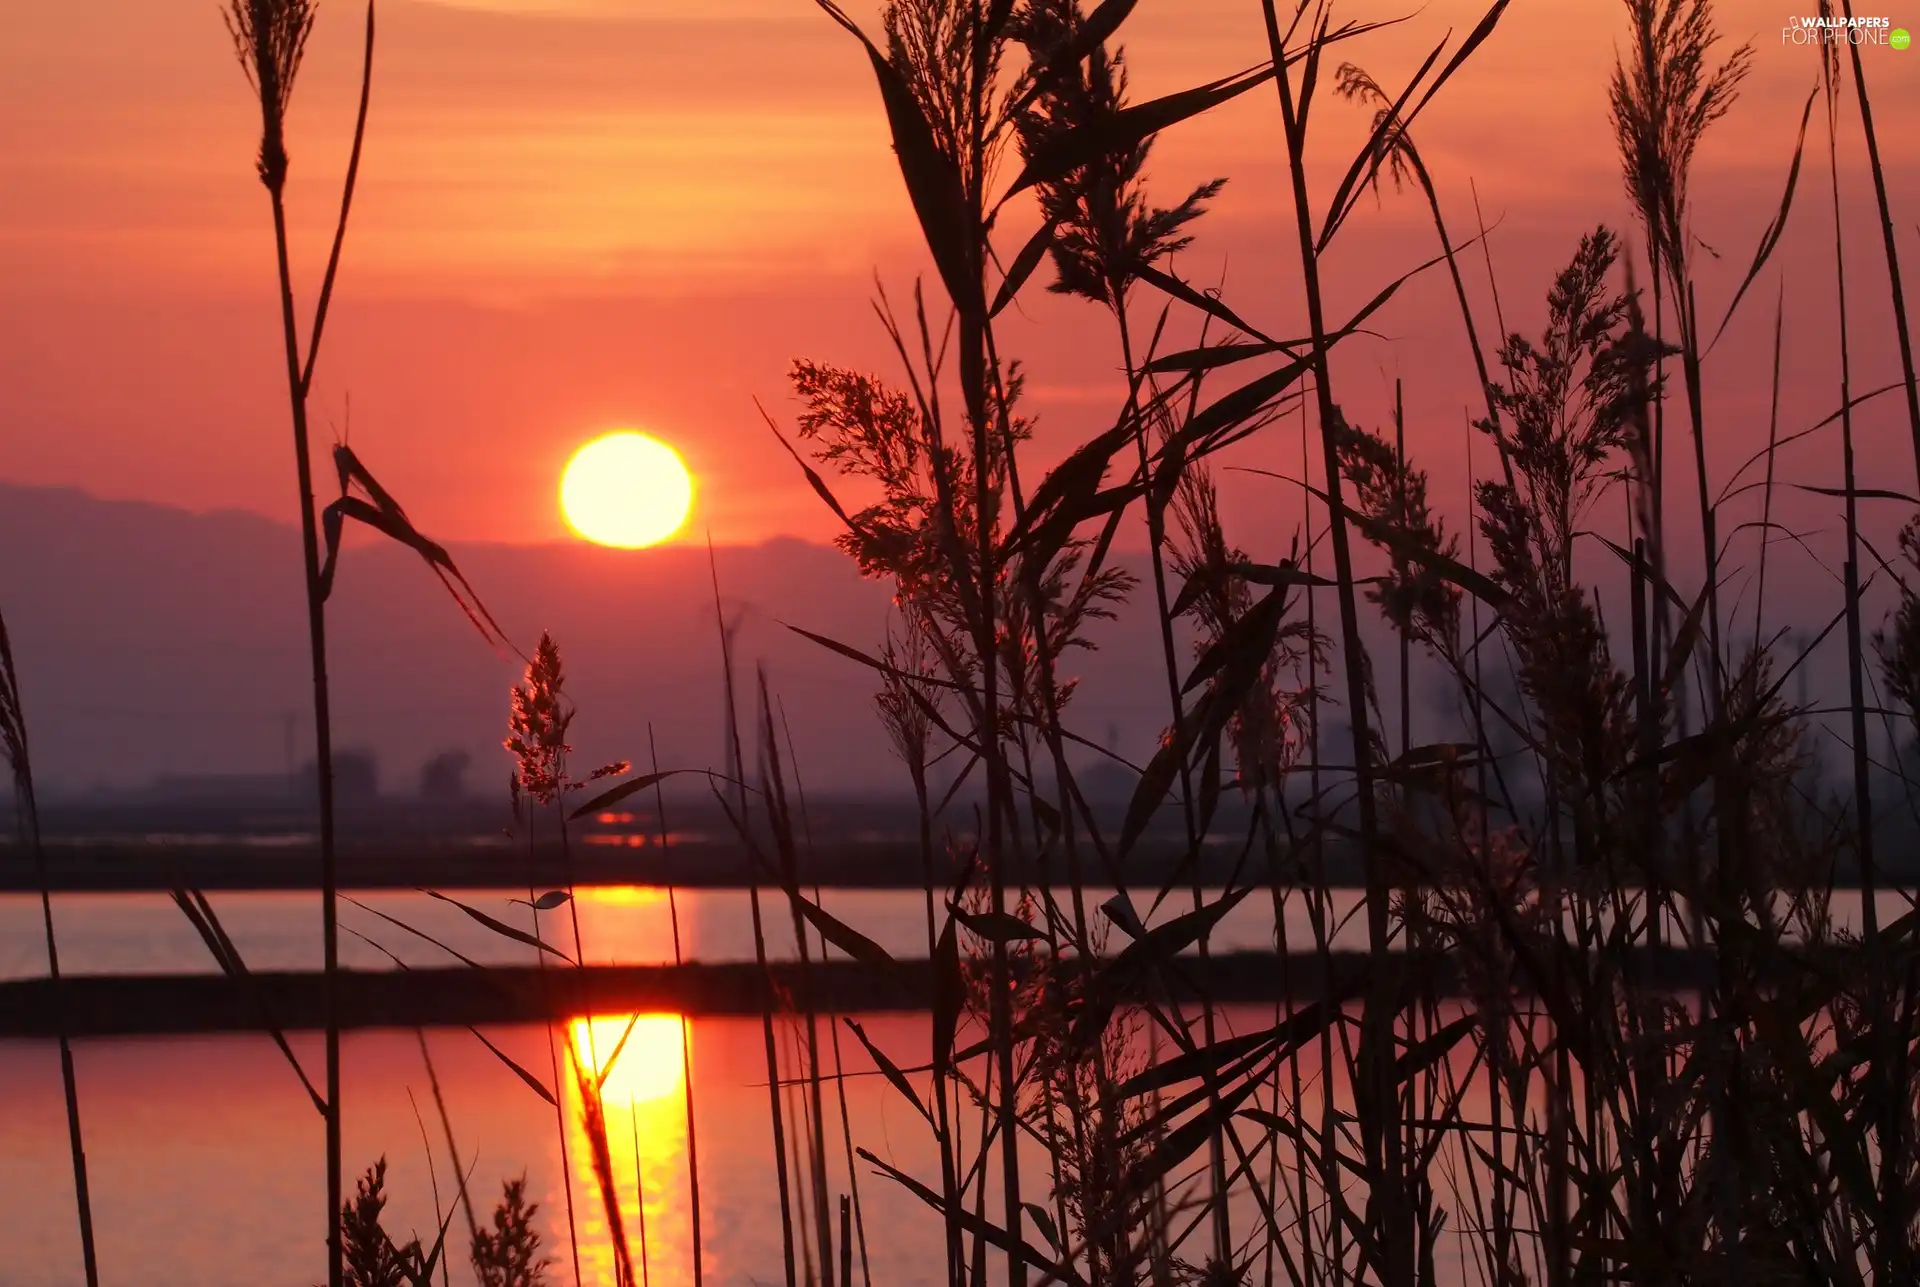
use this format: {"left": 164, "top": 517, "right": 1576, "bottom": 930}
{"left": 0, "top": 610, "right": 97, "bottom": 1285}
{"left": 223, "top": 7, "right": 594, "bottom": 1285}
{"left": 471, "top": 1176, "right": 553, "bottom": 1287}
{"left": 225, "top": 0, "right": 367, "bottom": 1275}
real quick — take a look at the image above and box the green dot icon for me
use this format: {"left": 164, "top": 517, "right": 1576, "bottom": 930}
{"left": 1894, "top": 28, "right": 1913, "bottom": 50}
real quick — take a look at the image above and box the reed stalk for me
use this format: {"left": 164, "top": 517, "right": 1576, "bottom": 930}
{"left": 777, "top": 702, "right": 873, "bottom": 1287}
{"left": 223, "top": 5, "right": 375, "bottom": 1281}
{"left": 708, "top": 545, "right": 799, "bottom": 1287}
{"left": 631, "top": 1097, "right": 650, "bottom": 1287}
{"left": 1838, "top": 0, "right": 1920, "bottom": 489}
{"left": 759, "top": 673, "right": 838, "bottom": 1285}
{"left": 1258, "top": 4, "right": 1409, "bottom": 1274}
{"left": 1817, "top": 28, "right": 1906, "bottom": 1281}
{"left": 648, "top": 725, "right": 705, "bottom": 1287}
{"left": 505, "top": 640, "right": 585, "bottom": 1287}
{"left": 0, "top": 614, "right": 97, "bottom": 1286}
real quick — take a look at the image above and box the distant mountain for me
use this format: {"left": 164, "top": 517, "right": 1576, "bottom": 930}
{"left": 0, "top": 482, "right": 1180, "bottom": 798}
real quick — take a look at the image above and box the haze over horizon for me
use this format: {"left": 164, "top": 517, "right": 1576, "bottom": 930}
{"left": 0, "top": 473, "right": 1878, "bottom": 803}
{"left": 0, "top": 479, "right": 1196, "bottom": 798}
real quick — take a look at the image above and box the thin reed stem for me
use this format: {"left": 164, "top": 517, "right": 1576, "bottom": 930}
{"left": 649, "top": 724, "right": 705, "bottom": 1287}
{"left": 229, "top": 9, "right": 378, "bottom": 1280}
{"left": 267, "top": 114, "right": 346, "bottom": 1287}
{"left": 1839, "top": 0, "right": 1920, "bottom": 489}
{"left": 0, "top": 620, "right": 98, "bottom": 1287}
{"left": 632, "top": 1097, "right": 651, "bottom": 1287}
{"left": 1260, "top": 5, "right": 1409, "bottom": 1275}
{"left": 709, "top": 542, "right": 799, "bottom": 1287}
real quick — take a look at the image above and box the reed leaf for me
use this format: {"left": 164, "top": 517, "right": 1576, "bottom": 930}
{"left": 776, "top": 886, "right": 901, "bottom": 977}
{"left": 419, "top": 891, "right": 572, "bottom": 963}
{"left": 566, "top": 769, "right": 686, "bottom": 821}
{"left": 844, "top": 1018, "right": 932, "bottom": 1121}
{"left": 1709, "top": 81, "right": 1818, "bottom": 350}
{"left": 991, "top": 219, "right": 1057, "bottom": 318}
{"left": 856, "top": 1149, "right": 1087, "bottom": 1287}
{"left": 1005, "top": 60, "right": 1279, "bottom": 199}
{"left": 469, "top": 1028, "right": 557, "bottom": 1108}
{"left": 813, "top": 1, "right": 981, "bottom": 321}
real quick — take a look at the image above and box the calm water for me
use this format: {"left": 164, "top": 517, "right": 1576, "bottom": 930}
{"left": 0, "top": 884, "right": 1904, "bottom": 979}
{"left": 0, "top": 887, "right": 1332, "bottom": 1286}
{"left": 1, "top": 887, "right": 1909, "bottom": 1285}
{"left": 0, "top": 885, "right": 1380, "bottom": 979}
{"left": 7, "top": 1004, "right": 1344, "bottom": 1287}
{"left": 2, "top": 1013, "right": 955, "bottom": 1286}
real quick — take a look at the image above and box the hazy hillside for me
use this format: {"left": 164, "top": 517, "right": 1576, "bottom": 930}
{"left": 0, "top": 480, "right": 1873, "bottom": 811}
{"left": 0, "top": 482, "right": 1184, "bottom": 797}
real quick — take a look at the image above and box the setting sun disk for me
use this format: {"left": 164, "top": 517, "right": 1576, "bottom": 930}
{"left": 560, "top": 431, "right": 693, "bottom": 548}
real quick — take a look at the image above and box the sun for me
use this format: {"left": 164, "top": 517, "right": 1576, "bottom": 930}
{"left": 560, "top": 431, "right": 694, "bottom": 548}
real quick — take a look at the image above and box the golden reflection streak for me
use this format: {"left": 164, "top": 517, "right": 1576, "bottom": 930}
{"left": 577, "top": 884, "right": 671, "bottom": 908}
{"left": 563, "top": 1013, "right": 693, "bottom": 1286}
{"left": 573, "top": 1014, "right": 686, "bottom": 1104}
{"left": 567, "top": 886, "right": 685, "bottom": 967}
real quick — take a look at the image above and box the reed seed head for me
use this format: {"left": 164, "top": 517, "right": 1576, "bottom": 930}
{"left": 1609, "top": 0, "right": 1751, "bottom": 286}
{"left": 1876, "top": 518, "right": 1920, "bottom": 740}
{"left": 224, "top": 0, "right": 316, "bottom": 191}
{"left": 504, "top": 631, "right": 573, "bottom": 806}
{"left": 471, "top": 1175, "right": 551, "bottom": 1287}
{"left": 338, "top": 1157, "right": 427, "bottom": 1287}
{"left": 1012, "top": 0, "right": 1224, "bottom": 305}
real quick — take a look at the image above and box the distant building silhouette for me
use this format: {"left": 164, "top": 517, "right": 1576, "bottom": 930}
{"left": 299, "top": 748, "right": 379, "bottom": 803}
{"left": 1076, "top": 758, "right": 1140, "bottom": 805}
{"left": 148, "top": 772, "right": 299, "bottom": 804}
{"left": 419, "top": 750, "right": 472, "bottom": 801}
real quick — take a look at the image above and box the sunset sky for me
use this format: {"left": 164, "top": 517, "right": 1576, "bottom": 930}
{"left": 6, "top": 0, "right": 1917, "bottom": 555}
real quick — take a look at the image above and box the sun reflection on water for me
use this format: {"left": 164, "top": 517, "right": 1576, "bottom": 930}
{"left": 560, "top": 886, "right": 690, "bottom": 967}
{"left": 571, "top": 1013, "right": 685, "bottom": 1104}
{"left": 562, "top": 1013, "right": 694, "bottom": 1285}
{"left": 576, "top": 885, "right": 671, "bottom": 909}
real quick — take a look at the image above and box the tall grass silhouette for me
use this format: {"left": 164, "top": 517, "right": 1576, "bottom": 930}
{"left": 1, "top": 611, "right": 98, "bottom": 1285}
{"left": 224, "top": 1, "right": 373, "bottom": 1279}
{"left": 755, "top": 0, "right": 1920, "bottom": 1283}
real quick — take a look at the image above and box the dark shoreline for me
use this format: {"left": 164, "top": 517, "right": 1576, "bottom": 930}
{"left": 0, "top": 837, "right": 1314, "bottom": 892}
{"left": 0, "top": 839, "right": 1900, "bottom": 893}
{"left": 0, "top": 948, "right": 1727, "bottom": 1039}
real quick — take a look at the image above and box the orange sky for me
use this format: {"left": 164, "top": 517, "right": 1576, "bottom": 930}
{"left": 5, "top": 0, "right": 1917, "bottom": 550}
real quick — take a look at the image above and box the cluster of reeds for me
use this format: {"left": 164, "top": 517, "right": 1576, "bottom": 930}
{"left": 324, "top": 623, "right": 702, "bottom": 1287}
{"left": 741, "top": 0, "right": 1920, "bottom": 1283}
